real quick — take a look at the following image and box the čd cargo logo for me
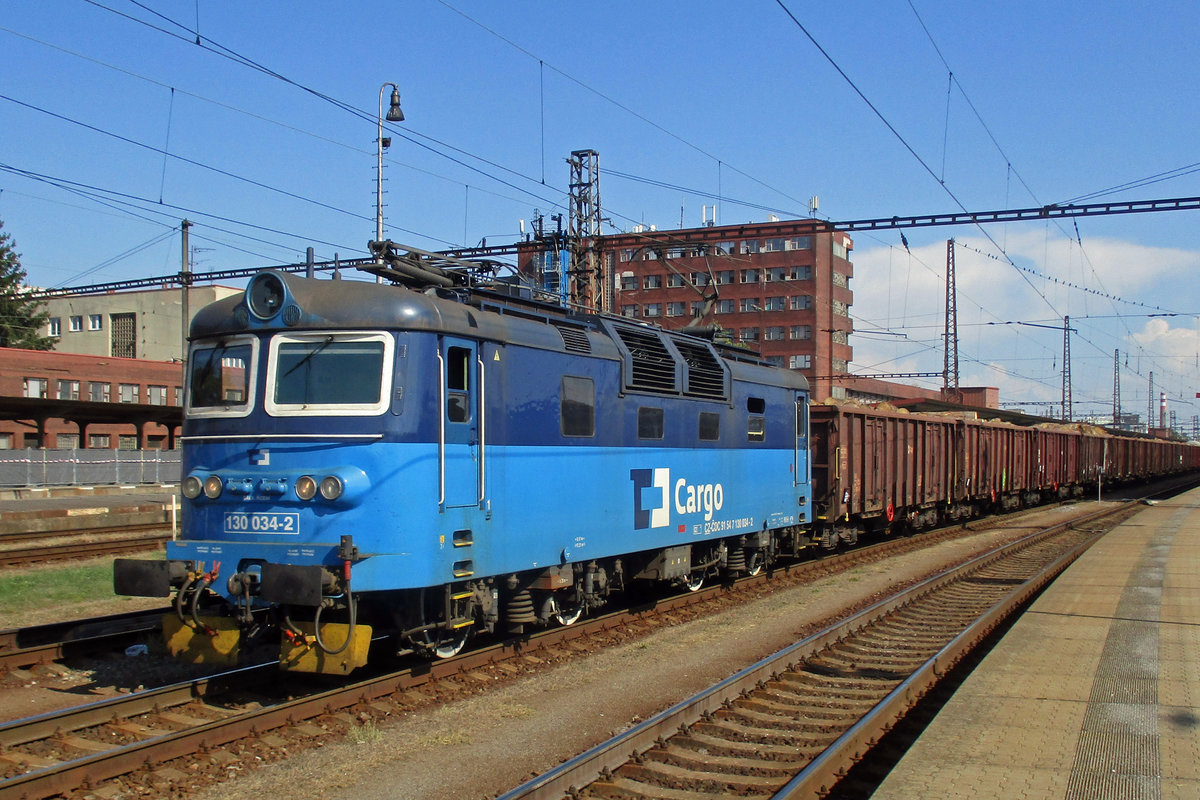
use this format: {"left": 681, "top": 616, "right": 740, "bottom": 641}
{"left": 630, "top": 468, "right": 724, "bottom": 529}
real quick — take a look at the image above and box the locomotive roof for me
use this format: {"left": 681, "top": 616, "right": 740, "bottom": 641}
{"left": 190, "top": 270, "right": 809, "bottom": 395}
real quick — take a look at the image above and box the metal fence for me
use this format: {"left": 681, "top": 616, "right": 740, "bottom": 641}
{"left": 0, "top": 449, "right": 181, "bottom": 488}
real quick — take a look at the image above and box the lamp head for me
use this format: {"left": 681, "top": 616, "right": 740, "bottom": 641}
{"left": 386, "top": 87, "right": 405, "bottom": 122}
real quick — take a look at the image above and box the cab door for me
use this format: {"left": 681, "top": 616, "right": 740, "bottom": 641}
{"left": 439, "top": 337, "right": 482, "bottom": 509}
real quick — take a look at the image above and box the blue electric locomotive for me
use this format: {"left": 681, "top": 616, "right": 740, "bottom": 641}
{"left": 115, "top": 267, "right": 813, "bottom": 673}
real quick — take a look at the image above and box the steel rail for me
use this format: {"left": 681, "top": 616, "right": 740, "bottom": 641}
{"left": 495, "top": 501, "right": 1134, "bottom": 799}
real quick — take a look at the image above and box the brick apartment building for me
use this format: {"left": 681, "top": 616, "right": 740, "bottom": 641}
{"left": 521, "top": 219, "right": 855, "bottom": 401}
{"left": 0, "top": 347, "right": 182, "bottom": 449}
{"left": 518, "top": 218, "right": 998, "bottom": 408}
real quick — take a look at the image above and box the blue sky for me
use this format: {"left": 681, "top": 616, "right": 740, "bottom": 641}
{"left": 2, "top": 1, "right": 1199, "bottom": 428}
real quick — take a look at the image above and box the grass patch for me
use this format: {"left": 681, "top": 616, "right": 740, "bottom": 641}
{"left": 0, "top": 559, "right": 143, "bottom": 628}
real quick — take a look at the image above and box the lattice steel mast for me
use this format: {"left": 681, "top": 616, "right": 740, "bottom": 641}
{"left": 567, "top": 150, "right": 604, "bottom": 311}
{"left": 943, "top": 239, "right": 959, "bottom": 400}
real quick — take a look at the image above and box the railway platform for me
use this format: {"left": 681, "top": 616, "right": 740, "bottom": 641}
{"left": 0, "top": 485, "right": 177, "bottom": 536}
{"left": 872, "top": 486, "right": 1200, "bottom": 799}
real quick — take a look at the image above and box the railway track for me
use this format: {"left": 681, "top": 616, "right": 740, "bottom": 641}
{"left": 0, "top": 524, "right": 170, "bottom": 568}
{"left": 0, "top": 499, "right": 1152, "bottom": 798}
{"left": 0, "top": 608, "right": 166, "bottom": 673}
{"left": 497, "top": 499, "right": 1142, "bottom": 799}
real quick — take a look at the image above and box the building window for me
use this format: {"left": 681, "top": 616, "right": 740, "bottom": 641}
{"left": 621, "top": 305, "right": 638, "bottom": 318}
{"left": 790, "top": 325, "right": 812, "bottom": 340}
{"left": 621, "top": 249, "right": 635, "bottom": 262}
{"left": 789, "top": 236, "right": 813, "bottom": 251}
{"left": 717, "top": 241, "right": 739, "bottom": 255}
{"left": 739, "top": 269, "right": 759, "bottom": 284}
{"left": 118, "top": 435, "right": 138, "bottom": 450}
{"left": 789, "top": 355, "right": 812, "bottom": 369}
{"left": 89, "top": 382, "right": 110, "bottom": 402}
{"left": 763, "top": 296, "right": 786, "bottom": 311}
{"left": 620, "top": 274, "right": 637, "bottom": 291}
{"left": 666, "top": 302, "right": 686, "bottom": 317}
{"left": 832, "top": 271, "right": 849, "bottom": 288}
{"left": 173, "top": 386, "right": 184, "bottom": 405}
{"left": 739, "top": 327, "right": 759, "bottom": 342}
{"left": 795, "top": 265, "right": 812, "bottom": 280}
{"left": 739, "top": 298, "right": 757, "bottom": 313}
{"left": 57, "top": 380, "right": 80, "bottom": 400}
{"left": 667, "top": 274, "right": 686, "bottom": 288}
{"left": 764, "top": 326, "right": 785, "bottom": 341}
{"left": 69, "top": 315, "right": 83, "bottom": 332}
{"left": 89, "top": 433, "right": 111, "bottom": 449}
{"left": 57, "top": 433, "right": 79, "bottom": 449}
{"left": 765, "top": 238, "right": 785, "bottom": 252}
{"left": 790, "top": 295, "right": 812, "bottom": 311}
{"left": 832, "top": 300, "right": 849, "bottom": 317}
{"left": 643, "top": 303, "right": 661, "bottom": 318}
{"left": 690, "top": 272, "right": 710, "bottom": 287}
{"left": 715, "top": 300, "right": 735, "bottom": 314}
{"left": 118, "top": 383, "right": 139, "bottom": 403}
{"left": 48, "top": 318, "right": 61, "bottom": 337}
{"left": 714, "top": 270, "right": 735, "bottom": 285}
{"left": 833, "top": 240, "right": 849, "bottom": 260}
{"left": 765, "top": 355, "right": 785, "bottom": 366}
{"left": 110, "top": 311, "right": 136, "bottom": 358}
{"left": 744, "top": 240, "right": 761, "bottom": 254}
{"left": 643, "top": 275, "right": 662, "bottom": 289}
{"left": 0, "top": 433, "right": 11, "bottom": 450}
{"left": 148, "top": 385, "right": 169, "bottom": 405}
{"left": 765, "top": 267, "right": 794, "bottom": 282}
{"left": 24, "top": 377, "right": 48, "bottom": 398}
{"left": 88, "top": 314, "right": 103, "bottom": 331}
{"left": 690, "top": 301, "right": 705, "bottom": 316}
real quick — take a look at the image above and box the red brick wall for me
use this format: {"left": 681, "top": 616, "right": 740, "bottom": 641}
{"left": 0, "top": 348, "right": 183, "bottom": 449}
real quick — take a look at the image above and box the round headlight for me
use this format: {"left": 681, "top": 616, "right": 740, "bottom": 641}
{"left": 318, "top": 475, "right": 344, "bottom": 501}
{"left": 295, "top": 475, "right": 317, "bottom": 501}
{"left": 203, "top": 475, "right": 224, "bottom": 499}
{"left": 247, "top": 272, "right": 285, "bottom": 320}
{"left": 182, "top": 475, "right": 203, "bottom": 499}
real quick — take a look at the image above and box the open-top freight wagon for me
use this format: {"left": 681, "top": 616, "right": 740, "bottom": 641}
{"left": 809, "top": 402, "right": 1199, "bottom": 545}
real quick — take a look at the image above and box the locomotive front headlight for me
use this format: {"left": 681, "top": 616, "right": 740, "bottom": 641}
{"left": 203, "top": 475, "right": 224, "bottom": 499}
{"left": 295, "top": 475, "right": 317, "bottom": 501}
{"left": 247, "top": 272, "right": 285, "bottom": 320}
{"left": 318, "top": 475, "right": 344, "bottom": 501}
{"left": 182, "top": 475, "right": 203, "bottom": 499}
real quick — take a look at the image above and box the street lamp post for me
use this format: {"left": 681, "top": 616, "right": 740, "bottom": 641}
{"left": 375, "top": 82, "right": 405, "bottom": 261}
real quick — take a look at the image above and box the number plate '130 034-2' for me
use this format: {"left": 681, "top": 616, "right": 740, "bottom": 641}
{"left": 223, "top": 512, "right": 301, "bottom": 535}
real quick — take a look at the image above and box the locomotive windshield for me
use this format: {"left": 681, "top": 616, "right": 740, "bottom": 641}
{"left": 265, "top": 332, "right": 394, "bottom": 416}
{"left": 187, "top": 338, "right": 255, "bottom": 415}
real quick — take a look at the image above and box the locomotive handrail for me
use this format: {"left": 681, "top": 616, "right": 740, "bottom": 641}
{"left": 478, "top": 351, "right": 486, "bottom": 505}
{"left": 437, "top": 348, "right": 446, "bottom": 507}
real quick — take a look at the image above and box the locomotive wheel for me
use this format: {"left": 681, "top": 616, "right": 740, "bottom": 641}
{"left": 552, "top": 596, "right": 585, "bottom": 626}
{"left": 428, "top": 627, "right": 470, "bottom": 659}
